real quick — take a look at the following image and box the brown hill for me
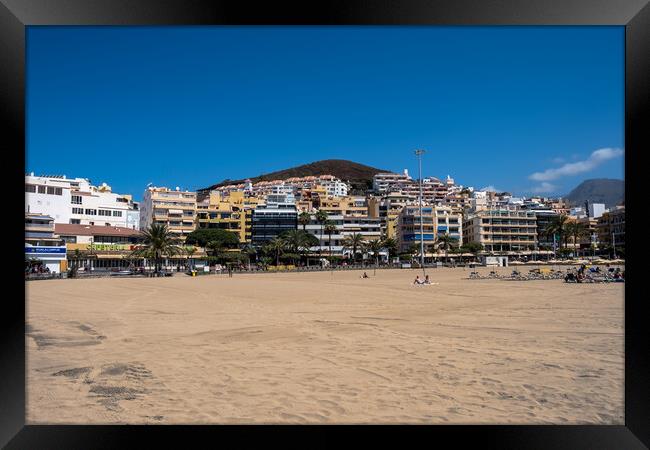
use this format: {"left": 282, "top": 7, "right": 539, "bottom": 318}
{"left": 199, "top": 159, "right": 392, "bottom": 194}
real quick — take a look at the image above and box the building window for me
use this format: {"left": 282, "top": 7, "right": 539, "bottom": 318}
{"left": 98, "top": 209, "right": 112, "bottom": 216}
{"left": 70, "top": 219, "right": 81, "bottom": 224}
{"left": 72, "top": 207, "right": 84, "bottom": 214}
{"left": 71, "top": 195, "right": 82, "bottom": 204}
{"left": 25, "top": 184, "right": 36, "bottom": 193}
{"left": 37, "top": 185, "right": 46, "bottom": 194}
{"left": 85, "top": 209, "right": 97, "bottom": 215}
{"left": 112, "top": 211, "right": 122, "bottom": 217}
{"left": 55, "top": 188, "right": 63, "bottom": 195}
{"left": 47, "top": 187, "right": 56, "bottom": 195}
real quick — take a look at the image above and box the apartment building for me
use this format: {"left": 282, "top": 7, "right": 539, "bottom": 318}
{"left": 25, "top": 213, "right": 67, "bottom": 273}
{"left": 251, "top": 201, "right": 298, "bottom": 246}
{"left": 368, "top": 192, "right": 417, "bottom": 239}
{"left": 597, "top": 206, "right": 625, "bottom": 247}
{"left": 528, "top": 209, "right": 559, "bottom": 250}
{"left": 304, "top": 213, "right": 345, "bottom": 257}
{"left": 315, "top": 195, "right": 368, "bottom": 217}
{"left": 373, "top": 171, "right": 453, "bottom": 203}
{"left": 341, "top": 216, "right": 382, "bottom": 243}
{"left": 463, "top": 209, "right": 537, "bottom": 253}
{"left": 140, "top": 186, "right": 197, "bottom": 240}
{"left": 396, "top": 205, "right": 463, "bottom": 253}
{"left": 195, "top": 191, "right": 260, "bottom": 243}
{"left": 213, "top": 175, "right": 349, "bottom": 198}
{"left": 25, "top": 173, "right": 139, "bottom": 228}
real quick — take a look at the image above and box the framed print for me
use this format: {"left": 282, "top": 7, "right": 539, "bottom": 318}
{"left": 2, "top": 0, "right": 648, "bottom": 448}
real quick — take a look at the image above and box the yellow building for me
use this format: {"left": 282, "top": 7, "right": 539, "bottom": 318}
{"left": 316, "top": 195, "right": 368, "bottom": 217}
{"left": 368, "top": 193, "right": 416, "bottom": 239}
{"left": 196, "top": 191, "right": 260, "bottom": 243}
{"left": 140, "top": 186, "right": 197, "bottom": 240}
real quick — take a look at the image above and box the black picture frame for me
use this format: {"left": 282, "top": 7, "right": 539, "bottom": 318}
{"left": 2, "top": 1, "right": 647, "bottom": 448}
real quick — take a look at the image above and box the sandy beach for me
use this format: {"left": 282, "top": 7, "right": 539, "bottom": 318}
{"left": 26, "top": 267, "right": 624, "bottom": 424}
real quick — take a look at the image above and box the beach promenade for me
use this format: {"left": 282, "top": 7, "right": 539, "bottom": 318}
{"left": 26, "top": 267, "right": 624, "bottom": 424}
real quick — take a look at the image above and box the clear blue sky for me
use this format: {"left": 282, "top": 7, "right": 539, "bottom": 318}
{"left": 27, "top": 26, "right": 624, "bottom": 201}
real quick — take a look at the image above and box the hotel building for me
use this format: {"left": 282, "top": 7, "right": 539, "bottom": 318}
{"left": 463, "top": 209, "right": 537, "bottom": 253}
{"left": 140, "top": 186, "right": 197, "bottom": 240}
{"left": 25, "top": 173, "right": 140, "bottom": 229}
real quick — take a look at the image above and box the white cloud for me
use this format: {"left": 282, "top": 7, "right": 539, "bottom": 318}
{"left": 531, "top": 182, "right": 557, "bottom": 193}
{"left": 479, "top": 185, "right": 499, "bottom": 192}
{"left": 551, "top": 157, "right": 565, "bottom": 164}
{"left": 529, "top": 147, "right": 624, "bottom": 182}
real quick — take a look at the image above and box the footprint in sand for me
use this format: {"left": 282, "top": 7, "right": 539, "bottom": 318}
{"left": 318, "top": 399, "right": 346, "bottom": 414}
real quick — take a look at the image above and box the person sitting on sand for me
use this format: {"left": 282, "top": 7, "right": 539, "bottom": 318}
{"left": 413, "top": 275, "right": 423, "bottom": 285}
{"left": 423, "top": 275, "right": 431, "bottom": 285}
{"left": 361, "top": 272, "right": 369, "bottom": 278}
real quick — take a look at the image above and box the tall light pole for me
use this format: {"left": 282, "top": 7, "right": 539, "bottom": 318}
{"left": 415, "top": 149, "right": 426, "bottom": 276}
{"left": 612, "top": 232, "right": 617, "bottom": 259}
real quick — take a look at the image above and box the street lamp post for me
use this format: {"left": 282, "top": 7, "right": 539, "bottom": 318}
{"left": 415, "top": 149, "right": 426, "bottom": 276}
{"left": 612, "top": 232, "right": 617, "bottom": 259}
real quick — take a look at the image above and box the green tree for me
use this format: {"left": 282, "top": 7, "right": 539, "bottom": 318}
{"left": 460, "top": 241, "right": 483, "bottom": 255}
{"left": 342, "top": 232, "right": 366, "bottom": 263}
{"left": 185, "top": 228, "right": 239, "bottom": 249}
{"left": 298, "top": 211, "right": 312, "bottom": 231}
{"left": 364, "top": 239, "right": 384, "bottom": 274}
{"left": 131, "top": 224, "right": 183, "bottom": 274}
{"left": 381, "top": 237, "right": 399, "bottom": 259}
{"left": 264, "top": 237, "right": 287, "bottom": 266}
{"left": 544, "top": 214, "right": 570, "bottom": 250}
{"left": 435, "top": 233, "right": 459, "bottom": 261}
{"left": 280, "top": 230, "right": 318, "bottom": 265}
{"left": 185, "top": 246, "right": 197, "bottom": 270}
{"left": 566, "top": 221, "right": 588, "bottom": 257}
{"left": 315, "top": 210, "right": 329, "bottom": 261}
{"left": 324, "top": 221, "right": 337, "bottom": 260}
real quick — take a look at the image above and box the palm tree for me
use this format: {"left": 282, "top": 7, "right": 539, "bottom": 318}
{"left": 185, "top": 246, "right": 197, "bottom": 270}
{"left": 298, "top": 211, "right": 311, "bottom": 232}
{"left": 264, "top": 237, "right": 286, "bottom": 267}
{"left": 566, "top": 221, "right": 588, "bottom": 257}
{"left": 365, "top": 239, "right": 384, "bottom": 275}
{"left": 315, "top": 210, "right": 329, "bottom": 262}
{"left": 280, "top": 230, "right": 317, "bottom": 265}
{"left": 131, "top": 223, "right": 183, "bottom": 274}
{"left": 381, "top": 237, "right": 398, "bottom": 261}
{"left": 342, "top": 233, "right": 366, "bottom": 264}
{"left": 435, "top": 233, "right": 458, "bottom": 262}
{"left": 544, "top": 214, "right": 569, "bottom": 251}
{"left": 324, "top": 221, "right": 337, "bottom": 261}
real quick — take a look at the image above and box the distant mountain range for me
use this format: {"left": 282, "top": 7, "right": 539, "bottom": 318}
{"left": 564, "top": 178, "right": 624, "bottom": 209}
{"left": 199, "top": 159, "right": 392, "bottom": 194}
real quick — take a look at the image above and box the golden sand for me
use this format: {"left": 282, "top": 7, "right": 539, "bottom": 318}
{"left": 26, "top": 267, "right": 624, "bottom": 424}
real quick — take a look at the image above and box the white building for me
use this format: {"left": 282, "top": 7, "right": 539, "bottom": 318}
{"left": 25, "top": 213, "right": 67, "bottom": 273}
{"left": 25, "top": 173, "right": 140, "bottom": 229}
{"left": 304, "top": 213, "right": 345, "bottom": 257}
{"left": 588, "top": 203, "right": 606, "bottom": 219}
